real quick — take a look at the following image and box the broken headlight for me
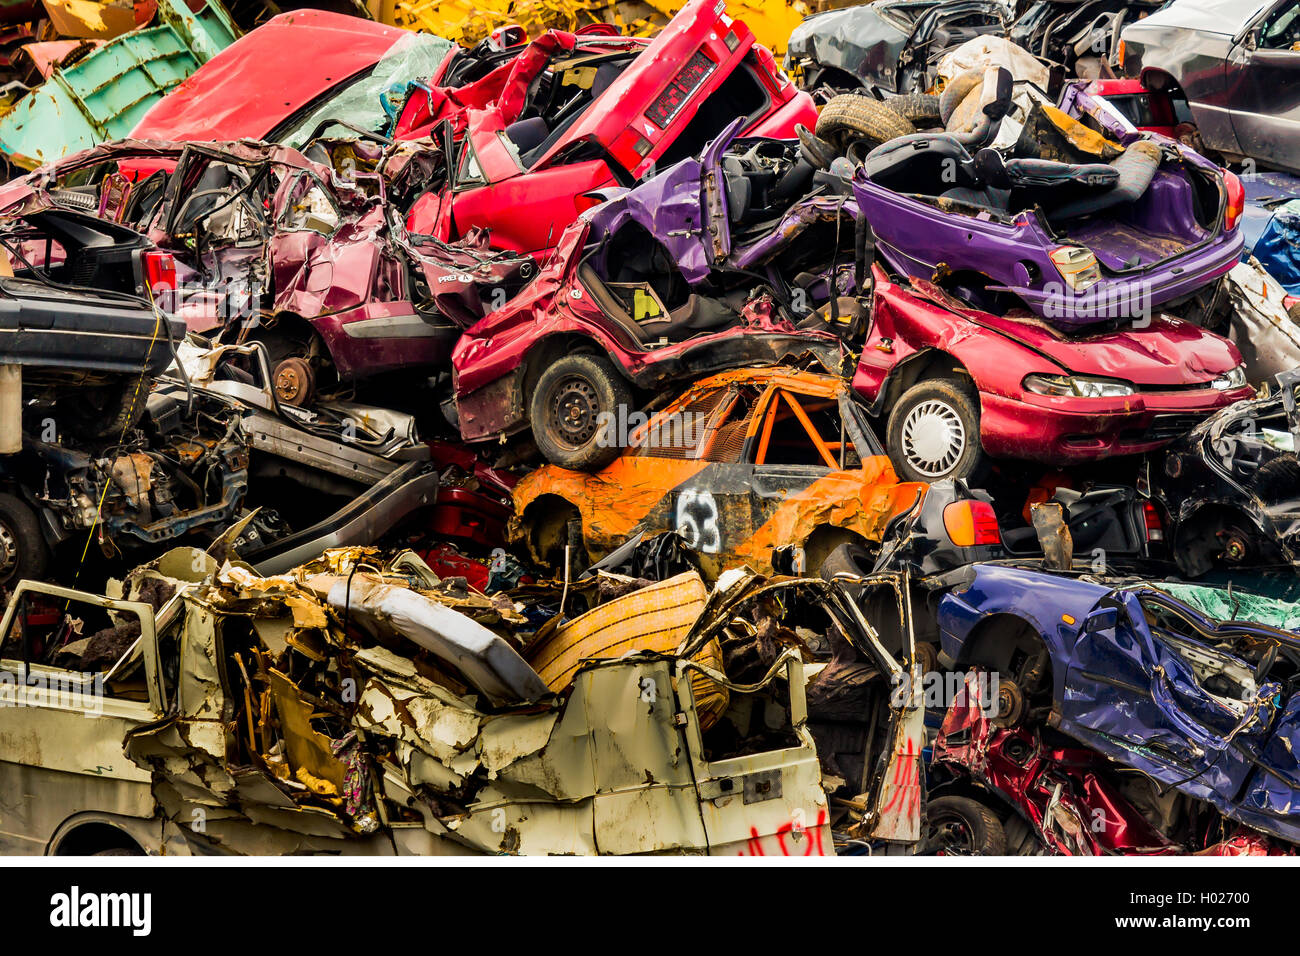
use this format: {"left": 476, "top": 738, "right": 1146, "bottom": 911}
{"left": 1023, "top": 373, "right": 1135, "bottom": 398}
{"left": 1048, "top": 245, "right": 1101, "bottom": 292}
{"left": 1211, "top": 365, "right": 1247, "bottom": 391}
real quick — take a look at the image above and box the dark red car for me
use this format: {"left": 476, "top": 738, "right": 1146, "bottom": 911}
{"left": 852, "top": 269, "right": 1254, "bottom": 482}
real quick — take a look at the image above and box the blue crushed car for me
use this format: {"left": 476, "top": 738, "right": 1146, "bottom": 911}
{"left": 936, "top": 563, "right": 1300, "bottom": 842}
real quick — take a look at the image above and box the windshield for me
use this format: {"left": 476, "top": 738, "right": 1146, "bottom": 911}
{"left": 277, "top": 31, "right": 453, "bottom": 148}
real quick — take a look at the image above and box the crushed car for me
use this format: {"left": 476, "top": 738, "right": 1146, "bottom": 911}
{"left": 0, "top": 543, "right": 935, "bottom": 855}
{"left": 852, "top": 267, "right": 1252, "bottom": 482}
{"left": 936, "top": 562, "right": 1300, "bottom": 845}
{"left": 821, "top": 66, "right": 1247, "bottom": 329}
{"left": 1120, "top": 0, "right": 1300, "bottom": 174}
{"left": 509, "top": 367, "right": 926, "bottom": 577}
{"left": 1147, "top": 367, "right": 1300, "bottom": 577}
{"left": 396, "top": 0, "right": 817, "bottom": 257}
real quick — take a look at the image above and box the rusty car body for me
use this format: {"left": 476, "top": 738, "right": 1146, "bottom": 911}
{"left": 510, "top": 367, "right": 925, "bottom": 577}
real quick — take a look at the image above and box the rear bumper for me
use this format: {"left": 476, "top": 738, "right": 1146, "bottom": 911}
{"left": 994, "top": 229, "right": 1245, "bottom": 327}
{"left": 979, "top": 384, "right": 1255, "bottom": 463}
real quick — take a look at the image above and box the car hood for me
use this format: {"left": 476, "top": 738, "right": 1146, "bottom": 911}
{"left": 129, "top": 10, "right": 410, "bottom": 143}
{"left": 979, "top": 311, "right": 1242, "bottom": 386}
{"left": 1125, "top": 0, "right": 1268, "bottom": 38}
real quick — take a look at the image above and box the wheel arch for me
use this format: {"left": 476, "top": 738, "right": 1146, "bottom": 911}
{"left": 872, "top": 348, "right": 973, "bottom": 418}
{"left": 47, "top": 813, "right": 156, "bottom": 856}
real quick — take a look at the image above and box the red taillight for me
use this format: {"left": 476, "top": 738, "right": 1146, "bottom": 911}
{"left": 575, "top": 193, "right": 604, "bottom": 214}
{"left": 1223, "top": 170, "right": 1244, "bottom": 232}
{"left": 1142, "top": 501, "right": 1164, "bottom": 542}
{"left": 142, "top": 250, "right": 176, "bottom": 294}
{"left": 943, "top": 500, "right": 1000, "bottom": 547}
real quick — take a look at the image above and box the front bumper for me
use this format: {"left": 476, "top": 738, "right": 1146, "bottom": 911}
{"left": 979, "top": 383, "right": 1256, "bottom": 463}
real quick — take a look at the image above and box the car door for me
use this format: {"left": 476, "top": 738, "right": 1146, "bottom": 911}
{"left": 0, "top": 582, "right": 165, "bottom": 854}
{"left": 1061, "top": 590, "right": 1271, "bottom": 798}
{"left": 739, "top": 383, "right": 861, "bottom": 567}
{"left": 1226, "top": 0, "right": 1300, "bottom": 172}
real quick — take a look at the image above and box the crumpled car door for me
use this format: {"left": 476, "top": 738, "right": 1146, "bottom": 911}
{"left": 1060, "top": 590, "right": 1274, "bottom": 799}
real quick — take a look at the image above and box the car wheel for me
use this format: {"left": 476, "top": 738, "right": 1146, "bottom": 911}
{"left": 530, "top": 354, "right": 632, "bottom": 471}
{"left": 926, "top": 796, "right": 1007, "bottom": 855}
{"left": 815, "top": 94, "right": 915, "bottom": 155}
{"left": 0, "top": 493, "right": 49, "bottom": 587}
{"left": 886, "top": 379, "right": 989, "bottom": 482}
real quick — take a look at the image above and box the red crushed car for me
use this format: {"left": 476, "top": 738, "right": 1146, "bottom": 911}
{"left": 129, "top": 10, "right": 453, "bottom": 149}
{"left": 852, "top": 268, "right": 1254, "bottom": 482}
{"left": 396, "top": 0, "right": 817, "bottom": 257}
{"left": 450, "top": 210, "right": 843, "bottom": 470}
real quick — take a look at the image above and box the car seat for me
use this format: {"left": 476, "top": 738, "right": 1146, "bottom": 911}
{"left": 859, "top": 66, "right": 1012, "bottom": 195}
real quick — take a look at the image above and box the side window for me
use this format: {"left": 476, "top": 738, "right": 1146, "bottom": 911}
{"left": 755, "top": 390, "right": 859, "bottom": 468}
{"left": 633, "top": 387, "right": 729, "bottom": 459}
{"left": 697, "top": 385, "right": 767, "bottom": 463}
{"left": 1260, "top": 1, "right": 1300, "bottom": 49}
{"left": 0, "top": 591, "right": 153, "bottom": 704}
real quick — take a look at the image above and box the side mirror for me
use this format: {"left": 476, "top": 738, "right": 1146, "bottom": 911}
{"left": 1082, "top": 606, "right": 1119, "bottom": 633}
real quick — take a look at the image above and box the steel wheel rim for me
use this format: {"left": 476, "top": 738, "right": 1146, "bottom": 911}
{"left": 901, "top": 399, "right": 966, "bottom": 477}
{"left": 551, "top": 377, "right": 600, "bottom": 448}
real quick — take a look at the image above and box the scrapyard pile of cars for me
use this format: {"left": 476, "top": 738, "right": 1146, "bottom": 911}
{"left": 2, "top": 0, "right": 1300, "bottom": 858}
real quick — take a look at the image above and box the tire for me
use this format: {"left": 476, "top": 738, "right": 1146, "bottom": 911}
{"left": 56, "top": 379, "right": 150, "bottom": 440}
{"left": 92, "top": 846, "right": 143, "bottom": 856}
{"left": 926, "top": 795, "right": 1007, "bottom": 855}
{"left": 530, "top": 354, "right": 632, "bottom": 471}
{"left": 815, "top": 94, "right": 915, "bottom": 154}
{"left": 0, "top": 493, "right": 49, "bottom": 587}
{"left": 885, "top": 92, "right": 941, "bottom": 127}
{"left": 886, "top": 378, "right": 989, "bottom": 483}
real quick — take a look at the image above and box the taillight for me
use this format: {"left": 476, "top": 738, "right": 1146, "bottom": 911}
{"left": 943, "top": 500, "right": 1000, "bottom": 547}
{"left": 1116, "top": 39, "right": 1125, "bottom": 69}
{"left": 1142, "top": 501, "right": 1164, "bottom": 542}
{"left": 142, "top": 250, "right": 176, "bottom": 295}
{"left": 1223, "top": 170, "right": 1244, "bottom": 232}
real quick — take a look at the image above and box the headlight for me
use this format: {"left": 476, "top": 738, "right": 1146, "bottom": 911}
{"left": 1024, "top": 373, "right": 1136, "bottom": 398}
{"left": 1211, "top": 365, "right": 1247, "bottom": 390}
{"left": 1049, "top": 246, "right": 1102, "bottom": 292}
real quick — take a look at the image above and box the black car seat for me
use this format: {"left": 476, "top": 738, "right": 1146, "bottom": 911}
{"left": 504, "top": 116, "right": 550, "bottom": 154}
{"left": 860, "top": 66, "right": 1012, "bottom": 195}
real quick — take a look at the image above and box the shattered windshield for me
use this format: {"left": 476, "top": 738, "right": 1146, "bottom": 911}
{"left": 277, "top": 31, "right": 454, "bottom": 149}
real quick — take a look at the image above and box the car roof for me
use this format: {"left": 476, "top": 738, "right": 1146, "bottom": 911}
{"left": 1129, "top": 0, "right": 1269, "bottom": 37}
{"left": 667, "top": 366, "right": 847, "bottom": 407}
{"left": 129, "top": 10, "right": 409, "bottom": 144}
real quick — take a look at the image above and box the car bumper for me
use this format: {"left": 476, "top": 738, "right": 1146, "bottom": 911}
{"left": 994, "top": 229, "right": 1245, "bottom": 327}
{"left": 979, "top": 384, "right": 1255, "bottom": 464}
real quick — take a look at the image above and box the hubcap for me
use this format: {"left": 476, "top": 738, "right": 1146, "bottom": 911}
{"left": 551, "top": 377, "right": 600, "bottom": 447}
{"left": 901, "top": 399, "right": 966, "bottom": 477}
